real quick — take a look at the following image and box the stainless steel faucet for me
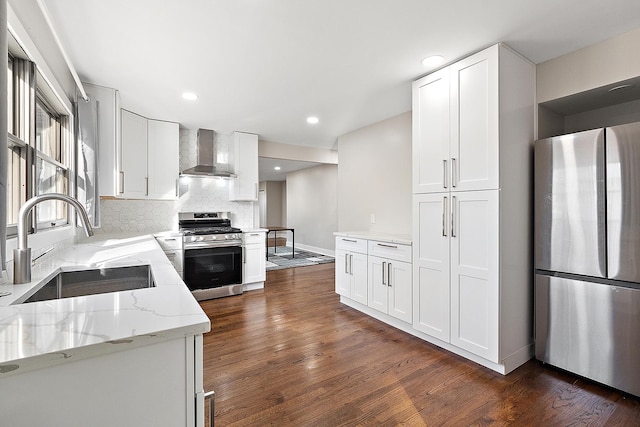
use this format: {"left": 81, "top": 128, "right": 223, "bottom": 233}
{"left": 13, "top": 193, "right": 94, "bottom": 284}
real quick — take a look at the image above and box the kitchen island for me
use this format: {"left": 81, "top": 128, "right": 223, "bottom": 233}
{"left": 0, "top": 234, "right": 211, "bottom": 426}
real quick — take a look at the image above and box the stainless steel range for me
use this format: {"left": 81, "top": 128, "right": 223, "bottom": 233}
{"left": 179, "top": 212, "right": 243, "bottom": 301}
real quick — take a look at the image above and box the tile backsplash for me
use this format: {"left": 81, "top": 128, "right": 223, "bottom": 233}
{"left": 95, "top": 129, "right": 256, "bottom": 234}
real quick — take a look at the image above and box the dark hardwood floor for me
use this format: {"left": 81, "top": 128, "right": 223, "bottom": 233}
{"left": 200, "top": 263, "right": 640, "bottom": 426}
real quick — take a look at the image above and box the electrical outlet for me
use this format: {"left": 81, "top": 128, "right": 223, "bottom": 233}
{"left": 370, "top": 213, "right": 376, "bottom": 224}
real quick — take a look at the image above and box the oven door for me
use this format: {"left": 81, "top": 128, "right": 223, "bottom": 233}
{"left": 183, "top": 245, "right": 243, "bottom": 291}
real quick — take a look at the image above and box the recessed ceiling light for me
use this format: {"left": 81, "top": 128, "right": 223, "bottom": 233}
{"left": 306, "top": 116, "right": 319, "bottom": 124}
{"left": 274, "top": 166, "right": 281, "bottom": 171}
{"left": 182, "top": 92, "right": 198, "bottom": 101}
{"left": 421, "top": 55, "right": 444, "bottom": 67}
{"left": 608, "top": 84, "right": 635, "bottom": 93}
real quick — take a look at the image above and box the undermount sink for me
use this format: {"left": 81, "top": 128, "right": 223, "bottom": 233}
{"left": 15, "top": 265, "right": 156, "bottom": 304}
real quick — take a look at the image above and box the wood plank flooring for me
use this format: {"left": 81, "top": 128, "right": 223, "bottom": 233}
{"left": 199, "top": 263, "right": 640, "bottom": 426}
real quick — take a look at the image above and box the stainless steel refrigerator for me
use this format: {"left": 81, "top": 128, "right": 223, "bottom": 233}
{"left": 535, "top": 121, "right": 640, "bottom": 397}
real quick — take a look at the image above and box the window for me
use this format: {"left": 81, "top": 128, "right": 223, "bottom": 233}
{"left": 6, "top": 53, "right": 72, "bottom": 235}
{"left": 35, "top": 95, "right": 69, "bottom": 228}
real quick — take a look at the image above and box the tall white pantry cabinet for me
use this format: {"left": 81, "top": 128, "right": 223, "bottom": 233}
{"left": 412, "top": 44, "right": 535, "bottom": 374}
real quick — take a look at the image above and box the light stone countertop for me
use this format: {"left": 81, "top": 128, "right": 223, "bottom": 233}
{"left": 334, "top": 231, "right": 412, "bottom": 246}
{"left": 0, "top": 234, "right": 210, "bottom": 377}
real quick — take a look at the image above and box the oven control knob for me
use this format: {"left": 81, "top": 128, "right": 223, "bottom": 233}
{"left": 197, "top": 236, "right": 204, "bottom": 242}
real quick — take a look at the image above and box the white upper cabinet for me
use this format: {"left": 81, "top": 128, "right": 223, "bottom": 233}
{"left": 412, "top": 68, "right": 450, "bottom": 193}
{"left": 120, "top": 110, "right": 148, "bottom": 198}
{"left": 413, "top": 45, "right": 501, "bottom": 194}
{"left": 229, "top": 132, "right": 259, "bottom": 201}
{"left": 147, "top": 119, "right": 179, "bottom": 199}
{"left": 119, "top": 110, "right": 179, "bottom": 200}
{"left": 449, "top": 46, "right": 499, "bottom": 191}
{"left": 82, "top": 83, "right": 120, "bottom": 198}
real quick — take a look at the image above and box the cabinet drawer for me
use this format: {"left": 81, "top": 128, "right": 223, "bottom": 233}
{"left": 243, "top": 232, "right": 266, "bottom": 245}
{"left": 368, "top": 240, "right": 411, "bottom": 263}
{"left": 164, "top": 250, "right": 183, "bottom": 273}
{"left": 155, "top": 235, "right": 183, "bottom": 251}
{"left": 335, "top": 236, "right": 368, "bottom": 254}
{"left": 242, "top": 231, "right": 265, "bottom": 245}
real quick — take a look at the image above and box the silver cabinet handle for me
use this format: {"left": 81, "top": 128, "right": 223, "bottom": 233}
{"left": 388, "top": 262, "right": 392, "bottom": 287}
{"left": 442, "top": 196, "right": 448, "bottom": 236}
{"left": 175, "top": 178, "right": 179, "bottom": 197}
{"left": 451, "top": 157, "right": 457, "bottom": 188}
{"left": 350, "top": 254, "right": 353, "bottom": 276}
{"left": 376, "top": 243, "right": 397, "bottom": 249}
{"left": 204, "top": 390, "right": 215, "bottom": 427}
{"left": 341, "top": 238, "right": 357, "bottom": 243}
{"left": 443, "top": 159, "right": 448, "bottom": 189}
{"left": 145, "top": 177, "right": 149, "bottom": 196}
{"left": 345, "top": 253, "right": 349, "bottom": 274}
{"left": 243, "top": 247, "right": 246, "bottom": 263}
{"left": 451, "top": 195, "right": 456, "bottom": 237}
{"left": 249, "top": 233, "right": 260, "bottom": 236}
{"left": 382, "top": 261, "right": 387, "bottom": 285}
{"left": 164, "top": 238, "right": 176, "bottom": 241}
{"left": 119, "top": 171, "right": 125, "bottom": 194}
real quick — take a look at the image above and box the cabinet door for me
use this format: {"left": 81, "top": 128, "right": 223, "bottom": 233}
{"left": 83, "top": 83, "right": 120, "bottom": 198}
{"left": 449, "top": 45, "right": 499, "bottom": 192}
{"left": 229, "top": 132, "right": 259, "bottom": 201}
{"left": 335, "top": 249, "right": 351, "bottom": 297}
{"left": 450, "top": 190, "right": 499, "bottom": 362}
{"left": 350, "top": 252, "right": 368, "bottom": 305}
{"left": 243, "top": 243, "right": 266, "bottom": 284}
{"left": 368, "top": 256, "right": 388, "bottom": 313}
{"left": 119, "top": 110, "right": 148, "bottom": 198}
{"left": 413, "top": 193, "right": 451, "bottom": 341}
{"left": 412, "top": 68, "right": 450, "bottom": 193}
{"left": 147, "top": 119, "right": 179, "bottom": 200}
{"left": 388, "top": 260, "right": 412, "bottom": 323}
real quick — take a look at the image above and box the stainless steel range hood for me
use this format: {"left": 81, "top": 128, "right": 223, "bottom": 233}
{"left": 181, "top": 129, "right": 236, "bottom": 178}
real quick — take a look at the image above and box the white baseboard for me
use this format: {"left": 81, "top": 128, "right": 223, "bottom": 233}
{"left": 288, "top": 241, "right": 334, "bottom": 257}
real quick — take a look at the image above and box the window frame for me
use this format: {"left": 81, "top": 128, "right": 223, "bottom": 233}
{"left": 6, "top": 53, "right": 73, "bottom": 237}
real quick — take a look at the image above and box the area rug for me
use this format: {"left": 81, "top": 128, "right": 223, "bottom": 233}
{"left": 265, "top": 246, "right": 335, "bottom": 271}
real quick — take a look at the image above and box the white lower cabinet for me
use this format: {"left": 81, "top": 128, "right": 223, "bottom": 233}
{"left": 335, "top": 237, "right": 368, "bottom": 304}
{"left": 367, "top": 240, "right": 412, "bottom": 323}
{"left": 335, "top": 248, "right": 368, "bottom": 304}
{"left": 414, "top": 191, "right": 503, "bottom": 364}
{"left": 0, "top": 335, "right": 204, "bottom": 426}
{"left": 450, "top": 191, "right": 499, "bottom": 362}
{"left": 243, "top": 231, "right": 266, "bottom": 285}
{"left": 335, "top": 235, "right": 412, "bottom": 323}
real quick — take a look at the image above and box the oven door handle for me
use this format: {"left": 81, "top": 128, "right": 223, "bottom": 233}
{"left": 184, "top": 242, "right": 243, "bottom": 250}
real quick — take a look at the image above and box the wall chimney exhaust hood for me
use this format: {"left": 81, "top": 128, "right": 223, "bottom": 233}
{"left": 181, "top": 129, "right": 236, "bottom": 178}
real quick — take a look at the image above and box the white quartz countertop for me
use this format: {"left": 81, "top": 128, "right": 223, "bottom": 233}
{"left": 242, "top": 228, "right": 268, "bottom": 233}
{"left": 334, "top": 231, "right": 412, "bottom": 245}
{"left": 0, "top": 234, "right": 210, "bottom": 377}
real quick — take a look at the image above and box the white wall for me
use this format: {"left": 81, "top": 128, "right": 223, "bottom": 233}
{"left": 337, "top": 111, "right": 412, "bottom": 235}
{"left": 286, "top": 164, "right": 337, "bottom": 252}
{"left": 265, "top": 181, "right": 285, "bottom": 227}
{"left": 537, "top": 27, "right": 640, "bottom": 103}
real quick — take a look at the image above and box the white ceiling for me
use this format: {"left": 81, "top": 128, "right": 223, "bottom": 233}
{"left": 42, "top": 0, "right": 640, "bottom": 150}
